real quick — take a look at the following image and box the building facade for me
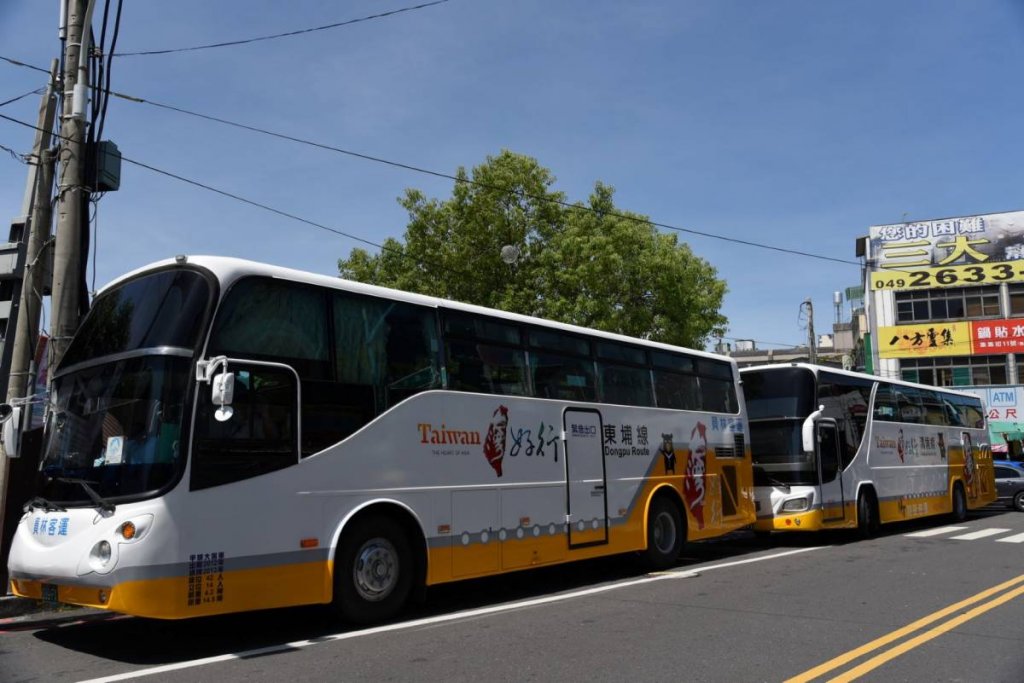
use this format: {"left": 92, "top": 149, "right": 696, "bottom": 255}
{"left": 864, "top": 209, "right": 1024, "bottom": 453}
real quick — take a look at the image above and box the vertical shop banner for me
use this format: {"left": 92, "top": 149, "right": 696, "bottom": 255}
{"left": 878, "top": 322, "right": 971, "bottom": 359}
{"left": 868, "top": 210, "right": 1024, "bottom": 291}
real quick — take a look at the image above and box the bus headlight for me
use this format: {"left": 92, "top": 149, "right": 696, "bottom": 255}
{"left": 89, "top": 540, "right": 113, "bottom": 571}
{"left": 781, "top": 497, "right": 810, "bottom": 513}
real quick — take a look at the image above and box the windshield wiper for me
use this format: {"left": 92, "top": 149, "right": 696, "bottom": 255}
{"left": 55, "top": 477, "right": 115, "bottom": 514}
{"left": 23, "top": 496, "right": 67, "bottom": 513}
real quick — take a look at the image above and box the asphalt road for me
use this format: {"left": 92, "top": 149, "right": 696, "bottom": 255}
{"left": 2, "top": 507, "right": 1023, "bottom": 683}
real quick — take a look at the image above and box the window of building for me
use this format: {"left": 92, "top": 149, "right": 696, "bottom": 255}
{"left": 1009, "top": 284, "right": 1024, "bottom": 316}
{"left": 900, "top": 356, "right": 1008, "bottom": 387}
{"left": 894, "top": 286, "right": 1000, "bottom": 323}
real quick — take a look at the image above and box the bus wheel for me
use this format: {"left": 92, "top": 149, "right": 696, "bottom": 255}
{"left": 643, "top": 496, "right": 684, "bottom": 570}
{"left": 951, "top": 483, "right": 967, "bottom": 522}
{"left": 856, "top": 491, "right": 878, "bottom": 539}
{"left": 333, "top": 516, "right": 413, "bottom": 624}
{"left": 1013, "top": 492, "right": 1024, "bottom": 513}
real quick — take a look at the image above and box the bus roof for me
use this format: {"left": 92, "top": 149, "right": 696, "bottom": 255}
{"left": 105, "top": 255, "right": 735, "bottom": 365}
{"left": 740, "top": 362, "right": 983, "bottom": 400}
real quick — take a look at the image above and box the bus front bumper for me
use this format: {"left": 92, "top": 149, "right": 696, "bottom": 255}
{"left": 753, "top": 509, "right": 824, "bottom": 532}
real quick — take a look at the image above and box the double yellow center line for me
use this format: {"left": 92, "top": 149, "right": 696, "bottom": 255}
{"left": 786, "top": 574, "right": 1024, "bottom": 682}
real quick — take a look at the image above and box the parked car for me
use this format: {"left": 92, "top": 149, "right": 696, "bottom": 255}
{"left": 993, "top": 460, "right": 1024, "bottom": 512}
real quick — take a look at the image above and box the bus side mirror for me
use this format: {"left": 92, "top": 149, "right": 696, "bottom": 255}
{"left": 0, "top": 404, "right": 22, "bottom": 458}
{"left": 801, "top": 404, "right": 825, "bottom": 454}
{"left": 212, "top": 372, "right": 235, "bottom": 422}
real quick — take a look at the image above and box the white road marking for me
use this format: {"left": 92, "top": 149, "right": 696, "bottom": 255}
{"left": 76, "top": 546, "right": 825, "bottom": 683}
{"left": 904, "top": 526, "right": 968, "bottom": 538}
{"left": 995, "top": 531, "right": 1024, "bottom": 544}
{"left": 949, "top": 528, "right": 1012, "bottom": 541}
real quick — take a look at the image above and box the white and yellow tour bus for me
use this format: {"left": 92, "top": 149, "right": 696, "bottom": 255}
{"left": 4, "top": 256, "right": 754, "bottom": 622}
{"left": 742, "top": 363, "right": 995, "bottom": 536}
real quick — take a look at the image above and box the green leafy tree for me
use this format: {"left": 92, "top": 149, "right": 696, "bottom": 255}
{"left": 339, "top": 150, "right": 727, "bottom": 348}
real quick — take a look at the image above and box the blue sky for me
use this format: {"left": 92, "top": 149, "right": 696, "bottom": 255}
{"left": 1, "top": 0, "right": 1023, "bottom": 351}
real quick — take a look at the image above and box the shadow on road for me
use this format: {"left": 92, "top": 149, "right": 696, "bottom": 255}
{"left": 29, "top": 506, "right": 1019, "bottom": 666}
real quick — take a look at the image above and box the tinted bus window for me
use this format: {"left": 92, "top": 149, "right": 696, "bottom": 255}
{"left": 448, "top": 341, "right": 528, "bottom": 396}
{"left": 949, "top": 394, "right": 985, "bottom": 429}
{"left": 651, "top": 351, "right": 695, "bottom": 374}
{"left": 817, "top": 372, "right": 873, "bottom": 469}
{"left": 445, "top": 313, "right": 521, "bottom": 345}
{"left": 873, "top": 383, "right": 897, "bottom": 422}
{"left": 596, "top": 342, "right": 646, "bottom": 365}
{"left": 654, "top": 370, "right": 700, "bottom": 410}
{"left": 599, "top": 362, "right": 654, "bottom": 406}
{"left": 209, "top": 278, "right": 330, "bottom": 380}
{"left": 528, "top": 329, "right": 590, "bottom": 357}
{"left": 63, "top": 269, "right": 211, "bottom": 369}
{"left": 743, "top": 367, "right": 816, "bottom": 420}
{"left": 701, "top": 376, "right": 737, "bottom": 414}
{"left": 530, "top": 351, "right": 596, "bottom": 401}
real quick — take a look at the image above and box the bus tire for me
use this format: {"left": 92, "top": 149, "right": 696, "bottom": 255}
{"left": 643, "top": 496, "right": 684, "bottom": 570}
{"left": 856, "top": 490, "right": 878, "bottom": 539}
{"left": 333, "top": 516, "right": 413, "bottom": 624}
{"left": 951, "top": 483, "right": 967, "bottom": 522}
{"left": 1013, "top": 491, "right": 1024, "bottom": 513}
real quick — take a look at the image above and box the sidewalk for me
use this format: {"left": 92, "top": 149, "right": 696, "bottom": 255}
{"left": 0, "top": 594, "right": 87, "bottom": 623}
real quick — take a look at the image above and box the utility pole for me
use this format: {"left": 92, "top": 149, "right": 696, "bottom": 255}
{"left": 50, "top": 0, "right": 93, "bottom": 372}
{"left": 7, "top": 62, "right": 59, "bottom": 407}
{"left": 803, "top": 298, "right": 817, "bottom": 364}
{"left": 0, "top": 61, "right": 60, "bottom": 588}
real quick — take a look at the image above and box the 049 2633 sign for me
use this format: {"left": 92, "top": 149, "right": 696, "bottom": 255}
{"left": 870, "top": 261, "right": 1024, "bottom": 291}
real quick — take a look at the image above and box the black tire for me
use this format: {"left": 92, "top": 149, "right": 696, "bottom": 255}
{"left": 643, "top": 496, "right": 684, "bottom": 570}
{"left": 856, "top": 490, "right": 878, "bottom": 539}
{"left": 1013, "top": 491, "right": 1024, "bottom": 513}
{"left": 333, "top": 516, "right": 413, "bottom": 624}
{"left": 951, "top": 483, "right": 967, "bottom": 522}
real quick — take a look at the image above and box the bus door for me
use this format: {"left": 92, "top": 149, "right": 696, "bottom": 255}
{"left": 817, "top": 419, "right": 846, "bottom": 523}
{"left": 562, "top": 408, "right": 608, "bottom": 549}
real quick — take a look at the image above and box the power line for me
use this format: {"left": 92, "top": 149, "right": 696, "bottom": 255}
{"left": 0, "top": 88, "right": 43, "bottom": 108}
{"left": 126, "top": 97, "right": 860, "bottom": 266}
{"left": 0, "top": 56, "right": 49, "bottom": 75}
{"left": 113, "top": 1, "right": 452, "bottom": 57}
{"left": 0, "top": 141, "right": 28, "bottom": 164}
{"left": 0, "top": 52, "right": 861, "bottom": 267}
{"left": 0, "top": 109, "right": 456, "bottom": 279}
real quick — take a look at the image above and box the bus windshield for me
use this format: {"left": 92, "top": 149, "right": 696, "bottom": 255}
{"left": 742, "top": 367, "right": 816, "bottom": 420}
{"left": 36, "top": 267, "right": 211, "bottom": 505}
{"left": 38, "top": 355, "right": 191, "bottom": 503}
{"left": 749, "top": 419, "right": 817, "bottom": 486}
{"left": 59, "top": 268, "right": 211, "bottom": 370}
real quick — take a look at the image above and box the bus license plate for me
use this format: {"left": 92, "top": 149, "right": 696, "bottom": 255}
{"left": 41, "top": 583, "right": 58, "bottom": 605}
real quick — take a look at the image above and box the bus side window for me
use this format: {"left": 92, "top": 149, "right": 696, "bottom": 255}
{"left": 943, "top": 399, "right": 964, "bottom": 427}
{"left": 873, "top": 383, "right": 897, "bottom": 421}
{"left": 896, "top": 388, "right": 924, "bottom": 424}
{"left": 447, "top": 340, "right": 529, "bottom": 396}
{"left": 530, "top": 351, "right": 596, "bottom": 401}
{"left": 697, "top": 359, "right": 737, "bottom": 414}
{"left": 527, "top": 330, "right": 595, "bottom": 402}
{"left": 597, "top": 362, "right": 653, "bottom": 406}
{"left": 595, "top": 342, "right": 653, "bottom": 407}
{"left": 443, "top": 313, "right": 528, "bottom": 397}
{"left": 191, "top": 366, "right": 298, "bottom": 490}
{"left": 328, "top": 293, "right": 443, "bottom": 453}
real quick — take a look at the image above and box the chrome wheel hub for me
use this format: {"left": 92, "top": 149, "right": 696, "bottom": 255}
{"left": 353, "top": 538, "right": 399, "bottom": 602}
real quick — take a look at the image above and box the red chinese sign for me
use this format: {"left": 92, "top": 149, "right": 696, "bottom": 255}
{"left": 970, "top": 318, "right": 1024, "bottom": 355}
